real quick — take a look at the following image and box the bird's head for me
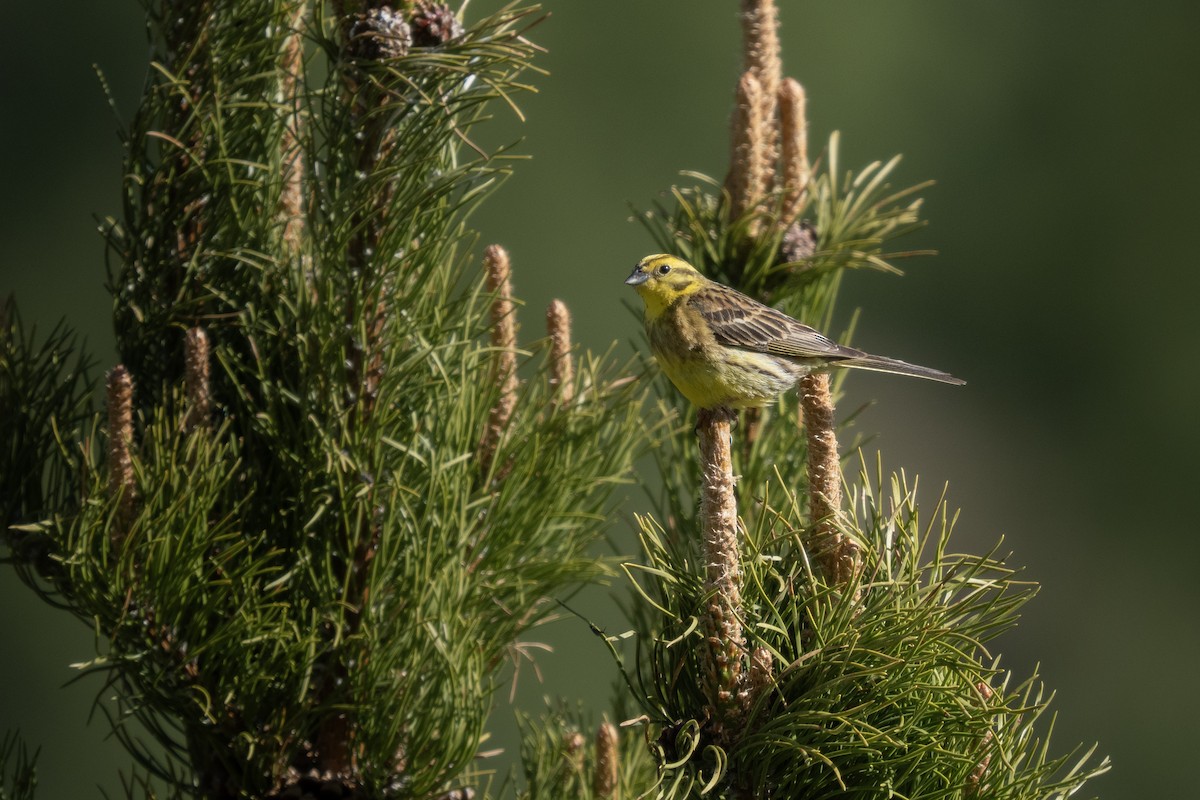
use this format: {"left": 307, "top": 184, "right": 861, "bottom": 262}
{"left": 624, "top": 254, "right": 706, "bottom": 315}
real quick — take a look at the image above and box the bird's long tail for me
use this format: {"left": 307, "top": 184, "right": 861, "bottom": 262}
{"left": 837, "top": 354, "right": 965, "bottom": 386}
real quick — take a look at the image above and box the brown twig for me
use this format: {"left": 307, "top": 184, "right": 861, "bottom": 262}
{"left": 695, "top": 406, "right": 746, "bottom": 745}
{"left": 778, "top": 77, "right": 810, "bottom": 225}
{"left": 106, "top": 366, "right": 136, "bottom": 540}
{"left": 724, "top": 71, "right": 769, "bottom": 225}
{"left": 739, "top": 0, "right": 782, "bottom": 180}
{"left": 594, "top": 720, "right": 620, "bottom": 799}
{"left": 546, "top": 299, "right": 574, "bottom": 405}
{"left": 182, "top": 327, "right": 211, "bottom": 431}
{"left": 799, "top": 373, "right": 859, "bottom": 586}
{"left": 280, "top": 1, "right": 307, "bottom": 255}
{"left": 479, "top": 245, "right": 519, "bottom": 475}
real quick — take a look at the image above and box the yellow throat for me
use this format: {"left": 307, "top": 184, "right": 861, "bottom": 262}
{"left": 624, "top": 254, "right": 706, "bottom": 318}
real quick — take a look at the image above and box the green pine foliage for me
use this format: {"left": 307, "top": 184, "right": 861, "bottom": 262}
{"left": 106, "top": 0, "right": 309, "bottom": 401}
{"left": 622, "top": 464, "right": 1107, "bottom": 798}
{"left": 0, "top": 301, "right": 95, "bottom": 556}
{"left": 510, "top": 710, "right": 656, "bottom": 800}
{"left": 0, "top": 732, "right": 39, "bottom": 800}
{"left": 602, "top": 135, "right": 1111, "bottom": 796}
{"left": 634, "top": 134, "right": 929, "bottom": 546}
{"left": 2, "top": 1, "right": 1110, "bottom": 799}
{"left": 2, "top": 2, "right": 649, "bottom": 797}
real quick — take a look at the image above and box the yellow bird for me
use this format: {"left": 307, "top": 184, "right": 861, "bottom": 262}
{"left": 625, "top": 254, "right": 963, "bottom": 409}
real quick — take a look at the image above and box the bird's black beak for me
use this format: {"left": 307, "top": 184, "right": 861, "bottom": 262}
{"left": 625, "top": 266, "right": 649, "bottom": 286}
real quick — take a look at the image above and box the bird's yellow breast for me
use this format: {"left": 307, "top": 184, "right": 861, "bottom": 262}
{"left": 644, "top": 300, "right": 797, "bottom": 408}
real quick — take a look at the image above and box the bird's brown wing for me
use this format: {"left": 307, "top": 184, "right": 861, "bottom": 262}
{"left": 691, "top": 283, "right": 861, "bottom": 360}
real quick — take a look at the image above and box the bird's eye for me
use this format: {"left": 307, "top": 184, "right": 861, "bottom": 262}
{"left": 657, "top": 264, "right": 672, "bottom": 275}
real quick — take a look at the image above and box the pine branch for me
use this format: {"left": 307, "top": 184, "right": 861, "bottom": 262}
{"left": 626, "top": 462, "right": 1110, "bottom": 797}
{"left": 545, "top": 299, "right": 574, "bottom": 406}
{"left": 511, "top": 708, "right": 657, "bottom": 800}
{"left": 738, "top": 0, "right": 782, "bottom": 180}
{"left": 7, "top": 3, "right": 654, "bottom": 797}
{"left": 620, "top": 2, "right": 1107, "bottom": 797}
{"left": 279, "top": 3, "right": 308, "bottom": 256}
{"left": 723, "top": 71, "right": 768, "bottom": 227}
{"left": 799, "top": 372, "right": 859, "bottom": 587}
{"left": 695, "top": 408, "right": 746, "bottom": 747}
{"left": 0, "top": 298, "right": 94, "bottom": 543}
{"left": 181, "top": 327, "right": 211, "bottom": 432}
{"left": 778, "top": 77, "right": 810, "bottom": 226}
{"left": 1, "top": 1, "right": 1112, "bottom": 798}
{"left": 478, "top": 244, "right": 519, "bottom": 477}
{"left": 592, "top": 721, "right": 619, "bottom": 799}
{"left": 105, "top": 365, "right": 136, "bottom": 541}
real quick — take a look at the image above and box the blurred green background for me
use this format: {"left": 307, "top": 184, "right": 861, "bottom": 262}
{"left": 3, "top": 2, "right": 1197, "bottom": 797}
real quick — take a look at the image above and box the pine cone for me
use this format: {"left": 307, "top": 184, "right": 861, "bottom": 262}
{"left": 779, "top": 219, "right": 817, "bottom": 264}
{"left": 409, "top": 1, "right": 463, "bottom": 47}
{"left": 345, "top": 6, "right": 412, "bottom": 61}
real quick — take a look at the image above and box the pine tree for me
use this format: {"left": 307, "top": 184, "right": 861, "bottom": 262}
{"left": 3, "top": 2, "right": 646, "bottom": 797}
{"left": 509, "top": 2, "right": 1110, "bottom": 798}
{"left": 1, "top": 1, "right": 1109, "bottom": 799}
